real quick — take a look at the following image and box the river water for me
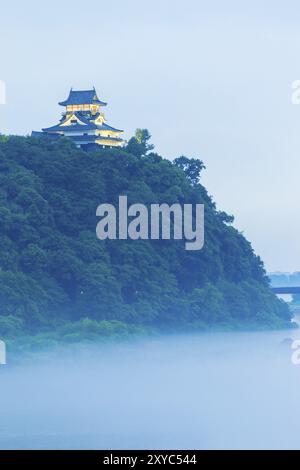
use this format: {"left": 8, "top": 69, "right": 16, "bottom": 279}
{"left": 0, "top": 326, "right": 300, "bottom": 450}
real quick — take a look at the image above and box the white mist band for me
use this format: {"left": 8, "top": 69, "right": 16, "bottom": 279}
{"left": 96, "top": 196, "right": 205, "bottom": 251}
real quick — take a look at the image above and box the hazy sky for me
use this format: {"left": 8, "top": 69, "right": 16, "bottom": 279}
{"left": 1, "top": 0, "right": 300, "bottom": 271}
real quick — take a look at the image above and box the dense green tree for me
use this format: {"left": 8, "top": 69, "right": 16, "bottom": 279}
{"left": 173, "top": 156, "right": 205, "bottom": 186}
{"left": 0, "top": 134, "right": 292, "bottom": 342}
{"left": 125, "top": 129, "right": 154, "bottom": 158}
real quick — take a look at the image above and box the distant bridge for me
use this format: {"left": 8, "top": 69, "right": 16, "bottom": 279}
{"left": 271, "top": 286, "right": 300, "bottom": 295}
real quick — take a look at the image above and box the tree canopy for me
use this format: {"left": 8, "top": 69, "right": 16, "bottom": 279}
{"left": 0, "top": 135, "right": 292, "bottom": 344}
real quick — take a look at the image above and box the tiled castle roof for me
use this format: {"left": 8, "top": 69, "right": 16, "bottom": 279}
{"left": 43, "top": 112, "right": 123, "bottom": 133}
{"left": 59, "top": 88, "right": 107, "bottom": 107}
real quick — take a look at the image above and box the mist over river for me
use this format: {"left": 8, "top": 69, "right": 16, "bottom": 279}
{"left": 1, "top": 326, "right": 300, "bottom": 450}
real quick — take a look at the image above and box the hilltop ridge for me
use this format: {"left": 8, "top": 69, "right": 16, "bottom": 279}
{"left": 0, "top": 134, "right": 292, "bottom": 345}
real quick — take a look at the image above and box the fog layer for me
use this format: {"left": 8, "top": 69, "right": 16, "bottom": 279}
{"left": 0, "top": 328, "right": 299, "bottom": 450}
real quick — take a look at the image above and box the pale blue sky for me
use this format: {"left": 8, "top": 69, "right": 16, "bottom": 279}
{"left": 1, "top": 0, "right": 300, "bottom": 271}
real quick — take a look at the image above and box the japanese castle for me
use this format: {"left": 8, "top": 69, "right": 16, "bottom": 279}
{"left": 33, "top": 88, "right": 124, "bottom": 150}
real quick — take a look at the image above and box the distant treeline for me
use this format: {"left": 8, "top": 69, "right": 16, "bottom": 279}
{"left": 268, "top": 272, "right": 300, "bottom": 287}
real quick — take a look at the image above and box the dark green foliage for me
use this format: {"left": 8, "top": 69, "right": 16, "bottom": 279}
{"left": 0, "top": 135, "right": 292, "bottom": 341}
{"left": 173, "top": 155, "right": 205, "bottom": 186}
{"left": 125, "top": 129, "right": 154, "bottom": 158}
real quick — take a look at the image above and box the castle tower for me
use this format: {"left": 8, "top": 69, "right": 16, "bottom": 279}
{"left": 36, "top": 88, "right": 124, "bottom": 150}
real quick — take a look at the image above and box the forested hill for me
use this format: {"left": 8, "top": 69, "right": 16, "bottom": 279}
{"left": 0, "top": 134, "right": 292, "bottom": 343}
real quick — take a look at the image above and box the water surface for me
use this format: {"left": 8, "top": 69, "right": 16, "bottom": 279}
{"left": 0, "top": 327, "right": 299, "bottom": 450}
